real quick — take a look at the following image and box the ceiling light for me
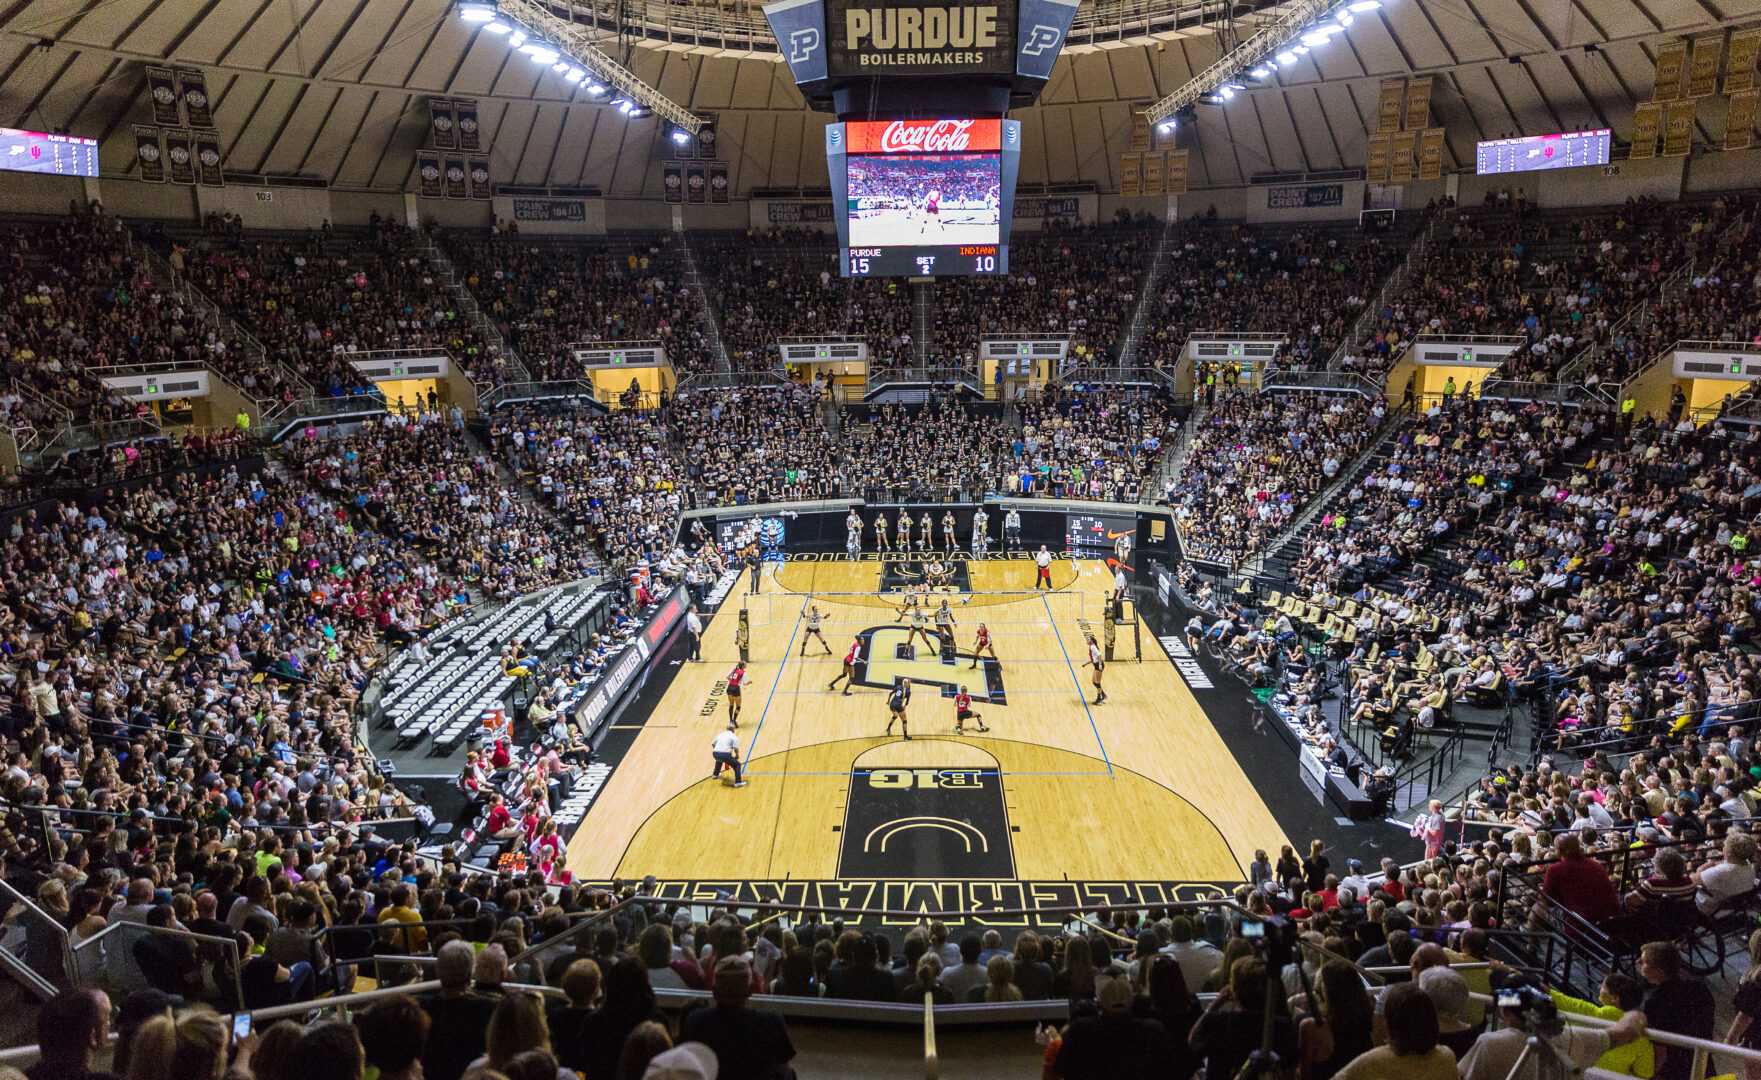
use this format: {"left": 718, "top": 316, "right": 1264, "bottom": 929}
{"left": 586, "top": 82, "right": 606, "bottom": 95}
{"left": 1294, "top": 44, "right": 1311, "bottom": 54}
{"left": 552, "top": 61, "right": 569, "bottom": 73}
{"left": 1219, "top": 86, "right": 1235, "bottom": 100}
{"left": 1347, "top": 0, "right": 1381, "bottom": 10}
{"left": 1157, "top": 120, "right": 1177, "bottom": 134}
{"left": 508, "top": 28, "right": 527, "bottom": 46}
{"left": 1223, "top": 82, "right": 1246, "bottom": 90}
{"left": 1301, "top": 31, "right": 1331, "bottom": 46}
{"left": 459, "top": 3, "right": 496, "bottom": 22}
{"left": 564, "top": 67, "right": 585, "bottom": 83}
{"left": 671, "top": 129, "right": 691, "bottom": 144}
{"left": 618, "top": 99, "right": 634, "bottom": 114}
{"left": 482, "top": 19, "right": 511, "bottom": 33}
{"left": 523, "top": 45, "right": 559, "bottom": 64}
{"left": 1333, "top": 11, "right": 1355, "bottom": 27}
{"left": 1276, "top": 50, "right": 1298, "bottom": 64}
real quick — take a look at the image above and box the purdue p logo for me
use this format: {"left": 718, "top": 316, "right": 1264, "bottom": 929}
{"left": 855, "top": 626, "right": 1006, "bottom": 704}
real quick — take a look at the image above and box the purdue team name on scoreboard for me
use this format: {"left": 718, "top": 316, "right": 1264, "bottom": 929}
{"left": 827, "top": 0, "right": 1017, "bottom": 75}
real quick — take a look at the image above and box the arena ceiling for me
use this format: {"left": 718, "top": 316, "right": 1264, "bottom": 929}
{"left": 0, "top": 0, "right": 1751, "bottom": 200}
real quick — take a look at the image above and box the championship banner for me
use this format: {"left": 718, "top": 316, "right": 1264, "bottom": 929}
{"left": 1130, "top": 112, "right": 1151, "bottom": 152}
{"left": 1688, "top": 34, "right": 1722, "bottom": 99}
{"left": 467, "top": 157, "right": 491, "bottom": 200}
{"left": 1418, "top": 127, "right": 1445, "bottom": 181}
{"left": 1377, "top": 78, "right": 1405, "bottom": 134}
{"left": 454, "top": 98, "right": 481, "bottom": 152}
{"left": 1365, "top": 133, "right": 1391, "bottom": 182}
{"left": 1164, "top": 148, "right": 1188, "bottom": 195}
{"left": 696, "top": 114, "right": 718, "bottom": 161}
{"left": 146, "top": 67, "right": 181, "bottom": 127}
{"left": 764, "top": 0, "right": 830, "bottom": 85}
{"left": 686, "top": 163, "right": 708, "bottom": 203}
{"left": 194, "top": 132, "right": 224, "bottom": 186}
{"left": 417, "top": 153, "right": 443, "bottom": 198}
{"left": 443, "top": 155, "right": 468, "bottom": 198}
{"left": 1140, "top": 150, "right": 1164, "bottom": 196}
{"left": 709, "top": 161, "right": 730, "bottom": 203}
{"left": 176, "top": 68, "right": 215, "bottom": 129}
{"left": 824, "top": 0, "right": 1018, "bottom": 77}
{"left": 663, "top": 161, "right": 684, "bottom": 203}
{"left": 1727, "top": 89, "right": 1759, "bottom": 151}
{"left": 1119, "top": 151, "right": 1141, "bottom": 197}
{"left": 1728, "top": 28, "right": 1761, "bottom": 94}
{"left": 1663, "top": 99, "right": 1697, "bottom": 156}
{"left": 1403, "top": 75, "right": 1433, "bottom": 131}
{"left": 1654, "top": 39, "right": 1688, "bottom": 101}
{"left": 1389, "top": 130, "right": 1416, "bottom": 182}
{"left": 430, "top": 98, "right": 457, "bottom": 150}
{"left": 1630, "top": 102, "right": 1662, "bottom": 159}
{"left": 133, "top": 125, "right": 165, "bottom": 183}
{"left": 165, "top": 130, "right": 195, "bottom": 185}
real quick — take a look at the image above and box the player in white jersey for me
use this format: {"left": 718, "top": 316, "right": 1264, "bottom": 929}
{"left": 874, "top": 511, "right": 890, "bottom": 552}
{"left": 799, "top": 604, "right": 833, "bottom": 656}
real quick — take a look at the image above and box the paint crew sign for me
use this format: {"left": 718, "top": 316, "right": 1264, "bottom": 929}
{"left": 827, "top": 0, "right": 1017, "bottom": 75}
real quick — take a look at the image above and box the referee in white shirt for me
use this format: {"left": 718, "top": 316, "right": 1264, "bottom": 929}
{"left": 712, "top": 722, "right": 746, "bottom": 787}
{"left": 685, "top": 604, "right": 703, "bottom": 662}
{"left": 1034, "top": 545, "right": 1054, "bottom": 589}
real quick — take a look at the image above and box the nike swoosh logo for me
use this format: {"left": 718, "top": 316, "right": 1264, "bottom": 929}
{"left": 1105, "top": 530, "right": 1135, "bottom": 540}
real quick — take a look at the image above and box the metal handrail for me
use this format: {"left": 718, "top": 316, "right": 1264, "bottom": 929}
{"left": 70, "top": 918, "right": 244, "bottom": 1010}
{"left": 1258, "top": 370, "right": 1383, "bottom": 397}
{"left": 1411, "top": 332, "right": 1529, "bottom": 347}
{"left": 476, "top": 380, "right": 603, "bottom": 410}
{"left": 923, "top": 991, "right": 939, "bottom": 1080}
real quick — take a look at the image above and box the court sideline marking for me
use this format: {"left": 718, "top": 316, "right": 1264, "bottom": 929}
{"left": 744, "top": 596, "right": 805, "bottom": 764}
{"left": 1042, "top": 591, "right": 1114, "bottom": 777}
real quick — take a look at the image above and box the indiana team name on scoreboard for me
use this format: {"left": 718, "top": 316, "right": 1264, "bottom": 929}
{"left": 828, "top": 0, "right": 1018, "bottom": 74}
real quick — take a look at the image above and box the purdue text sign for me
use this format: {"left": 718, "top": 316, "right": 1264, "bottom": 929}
{"left": 826, "top": 0, "right": 1017, "bottom": 75}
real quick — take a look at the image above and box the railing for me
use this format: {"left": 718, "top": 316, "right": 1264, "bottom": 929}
{"left": 866, "top": 365, "right": 982, "bottom": 391}
{"left": 1326, "top": 208, "right": 1445, "bottom": 375}
{"left": 476, "top": 380, "right": 604, "bottom": 410}
{"left": 0, "top": 879, "right": 74, "bottom": 997}
{"left": 1059, "top": 364, "right": 1180, "bottom": 394}
{"left": 674, "top": 370, "right": 792, "bottom": 391}
{"left": 36, "top": 417, "right": 165, "bottom": 461}
{"left": 1257, "top": 370, "right": 1384, "bottom": 397}
{"left": 923, "top": 991, "right": 939, "bottom": 1080}
{"left": 1558, "top": 262, "right": 1691, "bottom": 385}
{"left": 1476, "top": 378, "right": 1617, "bottom": 408}
{"left": 263, "top": 394, "right": 389, "bottom": 439}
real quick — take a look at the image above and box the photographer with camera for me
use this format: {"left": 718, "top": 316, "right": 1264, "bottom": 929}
{"left": 1457, "top": 979, "right": 1646, "bottom": 1080}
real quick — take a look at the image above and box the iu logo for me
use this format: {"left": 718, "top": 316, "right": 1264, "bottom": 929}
{"left": 880, "top": 119, "right": 975, "bottom": 153}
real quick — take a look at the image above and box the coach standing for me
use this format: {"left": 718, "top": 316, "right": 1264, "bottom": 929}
{"left": 1034, "top": 545, "right": 1054, "bottom": 590}
{"left": 746, "top": 547, "right": 762, "bottom": 594}
{"left": 685, "top": 605, "right": 703, "bottom": 662}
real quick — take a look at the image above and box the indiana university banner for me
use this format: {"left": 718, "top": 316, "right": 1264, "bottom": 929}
{"left": 454, "top": 99, "right": 481, "bottom": 152}
{"left": 467, "top": 157, "right": 491, "bottom": 200}
{"left": 417, "top": 154, "right": 443, "bottom": 198}
{"left": 165, "top": 130, "right": 195, "bottom": 185}
{"left": 663, "top": 162, "right": 683, "bottom": 204}
{"left": 709, "top": 162, "right": 729, "bottom": 203}
{"left": 430, "top": 98, "right": 457, "bottom": 150}
{"left": 443, "top": 156, "right": 468, "bottom": 199}
{"left": 146, "top": 67, "right": 181, "bottom": 127}
{"left": 177, "top": 68, "right": 214, "bottom": 128}
{"left": 134, "top": 126, "right": 165, "bottom": 183}
{"left": 1728, "top": 89, "right": 1759, "bottom": 151}
{"left": 194, "top": 133, "right": 224, "bottom": 186}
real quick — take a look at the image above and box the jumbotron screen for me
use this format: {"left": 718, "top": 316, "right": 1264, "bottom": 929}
{"left": 1474, "top": 129, "right": 1611, "bottom": 175}
{"left": 0, "top": 126, "right": 99, "bottom": 177}
{"left": 828, "top": 118, "right": 1022, "bottom": 278}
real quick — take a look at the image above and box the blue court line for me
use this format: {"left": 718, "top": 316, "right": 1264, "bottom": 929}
{"left": 1042, "top": 592, "right": 1114, "bottom": 777}
{"left": 744, "top": 603, "right": 805, "bottom": 761}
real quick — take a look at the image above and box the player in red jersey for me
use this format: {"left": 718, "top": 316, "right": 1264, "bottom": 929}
{"left": 725, "top": 661, "right": 747, "bottom": 725}
{"left": 968, "top": 622, "right": 999, "bottom": 669}
{"left": 953, "top": 687, "right": 988, "bottom": 735}
{"left": 827, "top": 635, "right": 861, "bottom": 695}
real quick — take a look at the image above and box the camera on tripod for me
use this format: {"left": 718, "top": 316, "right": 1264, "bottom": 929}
{"left": 1240, "top": 914, "right": 1299, "bottom": 970}
{"left": 1495, "top": 983, "right": 1565, "bottom": 1039}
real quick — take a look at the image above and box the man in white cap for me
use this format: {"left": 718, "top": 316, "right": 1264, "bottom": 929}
{"left": 643, "top": 1042, "right": 718, "bottom": 1079}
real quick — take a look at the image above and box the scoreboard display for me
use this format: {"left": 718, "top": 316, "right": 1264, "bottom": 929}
{"left": 1065, "top": 512, "right": 1134, "bottom": 552}
{"left": 1474, "top": 129, "right": 1610, "bottom": 176}
{"left": 0, "top": 127, "right": 99, "bottom": 177}
{"left": 828, "top": 117, "right": 1022, "bottom": 278}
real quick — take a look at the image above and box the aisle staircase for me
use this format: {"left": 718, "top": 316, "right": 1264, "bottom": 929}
{"left": 1116, "top": 218, "right": 1176, "bottom": 367}
{"left": 912, "top": 282, "right": 933, "bottom": 364}
{"left": 418, "top": 241, "right": 533, "bottom": 384}
{"left": 1139, "top": 397, "right": 1206, "bottom": 505}
{"left": 1325, "top": 211, "right": 1443, "bottom": 376}
{"left": 677, "top": 238, "right": 734, "bottom": 373}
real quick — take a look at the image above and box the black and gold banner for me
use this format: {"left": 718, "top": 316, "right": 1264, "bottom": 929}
{"left": 697, "top": 115, "right": 718, "bottom": 161}
{"left": 443, "top": 155, "right": 468, "bottom": 198}
{"left": 177, "top": 68, "right": 214, "bottom": 129}
{"left": 1141, "top": 150, "right": 1164, "bottom": 196}
{"left": 1728, "top": 89, "right": 1759, "bottom": 151}
{"left": 709, "top": 161, "right": 729, "bottom": 203}
{"left": 146, "top": 66, "right": 181, "bottom": 127}
{"left": 1119, "top": 151, "right": 1141, "bottom": 196}
{"left": 1389, "top": 130, "right": 1416, "bottom": 183}
{"left": 194, "top": 132, "right": 224, "bottom": 186}
{"left": 663, "top": 161, "right": 683, "bottom": 203}
{"left": 430, "top": 97, "right": 457, "bottom": 150}
{"left": 1728, "top": 28, "right": 1761, "bottom": 94}
{"left": 1630, "top": 102, "right": 1662, "bottom": 159}
{"left": 1376, "top": 78, "right": 1405, "bottom": 134}
{"left": 1688, "top": 34, "right": 1723, "bottom": 99}
{"left": 467, "top": 156, "right": 491, "bottom": 200}
{"left": 686, "top": 163, "right": 708, "bottom": 203}
{"left": 165, "top": 130, "right": 195, "bottom": 185}
{"left": 1418, "top": 127, "right": 1445, "bottom": 181}
{"left": 134, "top": 125, "right": 165, "bottom": 183}
{"left": 417, "top": 153, "right": 443, "bottom": 198}
{"left": 1365, "top": 133, "right": 1391, "bottom": 183}
{"left": 1663, "top": 99, "right": 1697, "bottom": 156}
{"left": 1403, "top": 75, "right": 1433, "bottom": 131}
{"left": 454, "top": 98, "right": 481, "bottom": 152}
{"left": 1164, "top": 149, "right": 1188, "bottom": 195}
{"left": 1654, "top": 39, "right": 1688, "bottom": 101}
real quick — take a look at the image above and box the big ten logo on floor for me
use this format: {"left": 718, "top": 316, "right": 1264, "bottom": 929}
{"left": 856, "top": 626, "right": 1006, "bottom": 703}
{"left": 700, "top": 681, "right": 727, "bottom": 716}
{"left": 839, "top": 765, "right": 1014, "bottom": 878}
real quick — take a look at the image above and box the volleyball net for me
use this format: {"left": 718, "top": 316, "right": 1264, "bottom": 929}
{"left": 734, "top": 586, "right": 1090, "bottom": 630}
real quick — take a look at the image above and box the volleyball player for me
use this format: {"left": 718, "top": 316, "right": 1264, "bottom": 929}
{"left": 905, "top": 596, "right": 935, "bottom": 653}
{"left": 1081, "top": 633, "right": 1107, "bottom": 705}
{"left": 846, "top": 509, "right": 863, "bottom": 554}
{"left": 918, "top": 511, "right": 933, "bottom": 552}
{"left": 971, "top": 511, "right": 989, "bottom": 560}
{"left": 885, "top": 676, "right": 911, "bottom": 739}
{"left": 799, "top": 604, "right": 833, "bottom": 656}
{"left": 725, "top": 660, "right": 748, "bottom": 725}
{"left": 953, "top": 686, "right": 988, "bottom": 735}
{"left": 735, "top": 608, "right": 751, "bottom": 664}
{"left": 896, "top": 512, "right": 911, "bottom": 552}
{"left": 968, "top": 622, "right": 999, "bottom": 669}
{"left": 827, "top": 634, "right": 861, "bottom": 695}
{"left": 941, "top": 510, "right": 957, "bottom": 552}
{"left": 924, "top": 559, "right": 951, "bottom": 588}
{"left": 874, "top": 511, "right": 890, "bottom": 552}
{"left": 933, "top": 598, "right": 957, "bottom": 650}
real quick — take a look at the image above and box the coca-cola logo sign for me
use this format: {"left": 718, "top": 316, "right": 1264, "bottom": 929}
{"left": 846, "top": 117, "right": 1001, "bottom": 154}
